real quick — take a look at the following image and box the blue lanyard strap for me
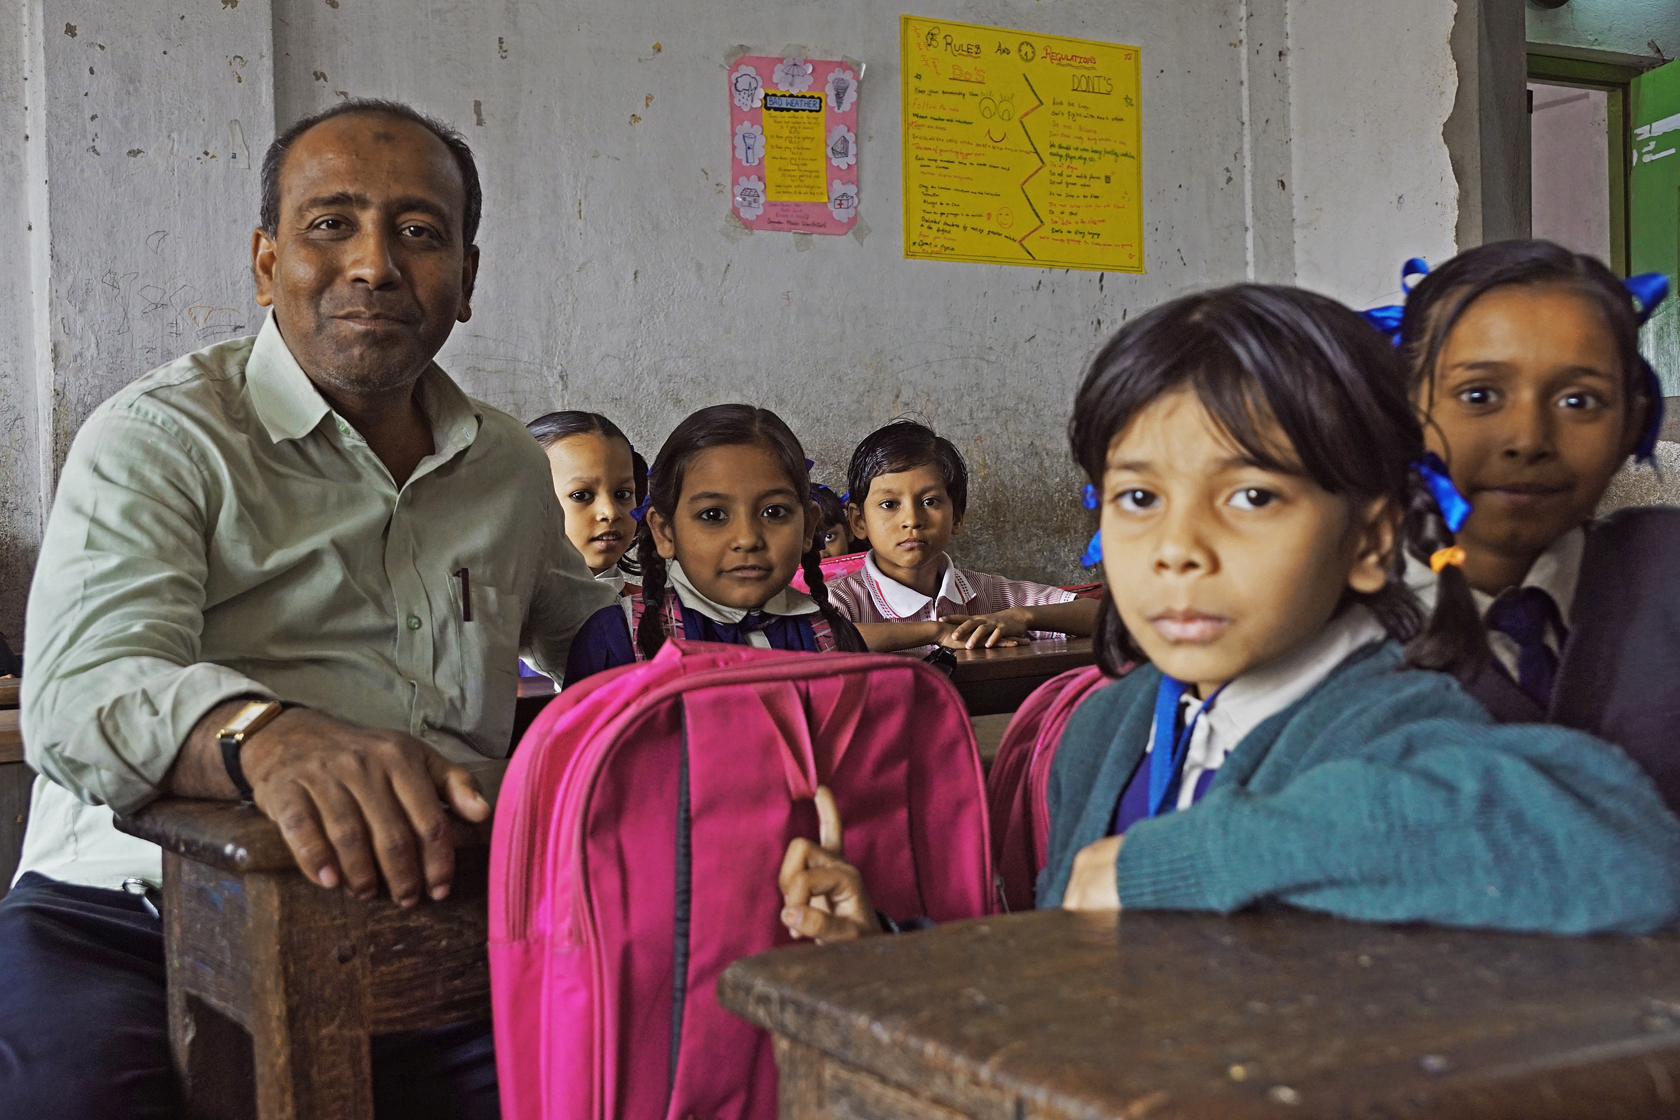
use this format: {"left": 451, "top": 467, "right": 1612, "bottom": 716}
{"left": 1146, "top": 675, "right": 1225, "bottom": 818}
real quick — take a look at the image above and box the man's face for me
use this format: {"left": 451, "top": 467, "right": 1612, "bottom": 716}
{"left": 252, "top": 112, "right": 479, "bottom": 399}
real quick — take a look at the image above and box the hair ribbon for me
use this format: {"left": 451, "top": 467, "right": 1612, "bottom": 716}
{"left": 630, "top": 494, "right": 653, "bottom": 522}
{"left": 1358, "top": 258, "right": 1431, "bottom": 346}
{"left": 1413, "top": 452, "right": 1471, "bottom": 533}
{"left": 1624, "top": 273, "right": 1669, "bottom": 463}
{"left": 1079, "top": 483, "right": 1103, "bottom": 567}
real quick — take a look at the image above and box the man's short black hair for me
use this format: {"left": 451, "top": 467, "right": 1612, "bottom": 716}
{"left": 845, "top": 420, "right": 969, "bottom": 520}
{"left": 259, "top": 98, "right": 482, "bottom": 247}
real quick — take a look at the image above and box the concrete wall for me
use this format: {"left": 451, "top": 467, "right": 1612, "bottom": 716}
{"left": 1528, "top": 0, "right": 1680, "bottom": 68}
{"left": 0, "top": 0, "right": 1471, "bottom": 638}
{"left": 0, "top": 4, "right": 37, "bottom": 644}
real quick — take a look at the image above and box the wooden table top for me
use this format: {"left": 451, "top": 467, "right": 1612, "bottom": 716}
{"left": 946, "top": 636, "right": 1094, "bottom": 681}
{"left": 721, "top": 908, "right": 1680, "bottom": 1119}
{"left": 116, "top": 759, "right": 508, "bottom": 873}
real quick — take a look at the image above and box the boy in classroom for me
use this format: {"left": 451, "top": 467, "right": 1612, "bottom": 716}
{"left": 826, "top": 420, "right": 1101, "bottom": 650}
{"left": 779, "top": 284, "right": 1680, "bottom": 940}
{"left": 562, "top": 404, "right": 868, "bottom": 685}
{"left": 1393, "top": 239, "right": 1680, "bottom": 806}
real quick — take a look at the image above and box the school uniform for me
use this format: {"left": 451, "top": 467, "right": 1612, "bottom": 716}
{"left": 1410, "top": 507, "right": 1680, "bottom": 811}
{"left": 826, "top": 552, "right": 1076, "bottom": 639}
{"left": 1036, "top": 605, "right": 1680, "bottom": 934}
{"left": 563, "top": 561, "right": 862, "bottom": 686}
{"left": 521, "top": 565, "right": 638, "bottom": 680}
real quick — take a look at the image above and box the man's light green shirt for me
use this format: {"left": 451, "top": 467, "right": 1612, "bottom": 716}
{"left": 19, "top": 316, "right": 615, "bottom": 887}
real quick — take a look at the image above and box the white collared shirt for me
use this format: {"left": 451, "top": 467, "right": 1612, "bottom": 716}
{"left": 1151, "top": 606, "right": 1391, "bottom": 809}
{"left": 860, "top": 551, "right": 972, "bottom": 620}
{"left": 1406, "top": 527, "right": 1582, "bottom": 681}
{"left": 665, "top": 561, "right": 818, "bottom": 649}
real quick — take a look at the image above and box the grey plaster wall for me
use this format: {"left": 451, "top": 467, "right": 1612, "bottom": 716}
{"left": 0, "top": 0, "right": 1471, "bottom": 637}
{"left": 1528, "top": 0, "right": 1680, "bottom": 67}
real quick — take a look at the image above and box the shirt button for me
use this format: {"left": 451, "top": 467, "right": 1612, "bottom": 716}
{"left": 406, "top": 615, "right": 422, "bottom": 630}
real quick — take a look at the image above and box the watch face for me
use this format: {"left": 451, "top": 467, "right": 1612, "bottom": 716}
{"left": 227, "top": 700, "right": 275, "bottom": 734}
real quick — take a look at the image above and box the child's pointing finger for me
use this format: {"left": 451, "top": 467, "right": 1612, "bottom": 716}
{"left": 815, "top": 785, "right": 843, "bottom": 854}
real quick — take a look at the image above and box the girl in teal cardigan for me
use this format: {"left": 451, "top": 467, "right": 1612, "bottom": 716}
{"left": 780, "top": 284, "right": 1680, "bottom": 937}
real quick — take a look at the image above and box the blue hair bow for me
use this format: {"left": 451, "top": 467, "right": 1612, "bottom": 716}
{"left": 630, "top": 494, "right": 653, "bottom": 522}
{"left": 1626, "top": 273, "right": 1669, "bottom": 462}
{"left": 1079, "top": 483, "right": 1103, "bottom": 567}
{"left": 1414, "top": 452, "right": 1471, "bottom": 533}
{"left": 1358, "top": 258, "right": 1431, "bottom": 346}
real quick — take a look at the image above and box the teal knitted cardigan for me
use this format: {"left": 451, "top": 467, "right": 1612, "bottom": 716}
{"left": 1036, "top": 642, "right": 1680, "bottom": 934}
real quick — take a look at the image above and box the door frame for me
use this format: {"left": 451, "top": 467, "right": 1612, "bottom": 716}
{"left": 1526, "top": 53, "right": 1644, "bottom": 276}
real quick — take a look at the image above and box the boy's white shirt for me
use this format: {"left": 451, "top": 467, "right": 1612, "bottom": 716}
{"left": 1151, "top": 606, "right": 1390, "bottom": 810}
{"left": 1404, "top": 526, "right": 1583, "bottom": 681}
{"left": 665, "top": 560, "right": 818, "bottom": 650}
{"left": 862, "top": 550, "right": 969, "bottom": 619}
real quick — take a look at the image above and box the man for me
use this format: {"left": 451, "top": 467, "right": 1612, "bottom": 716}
{"left": 1, "top": 100, "right": 614, "bottom": 1117}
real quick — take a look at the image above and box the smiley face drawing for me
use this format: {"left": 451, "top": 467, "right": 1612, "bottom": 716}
{"left": 978, "top": 93, "right": 1015, "bottom": 143}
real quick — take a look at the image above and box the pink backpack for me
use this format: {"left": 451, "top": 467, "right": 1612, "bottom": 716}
{"left": 787, "top": 550, "right": 867, "bottom": 594}
{"left": 984, "top": 665, "right": 1113, "bottom": 913}
{"left": 490, "top": 638, "right": 995, "bottom": 1120}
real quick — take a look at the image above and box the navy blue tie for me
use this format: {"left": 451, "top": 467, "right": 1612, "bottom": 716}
{"left": 1483, "top": 587, "right": 1566, "bottom": 710}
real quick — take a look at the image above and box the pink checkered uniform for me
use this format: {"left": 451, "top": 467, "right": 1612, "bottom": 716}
{"left": 827, "top": 551, "right": 1076, "bottom": 639}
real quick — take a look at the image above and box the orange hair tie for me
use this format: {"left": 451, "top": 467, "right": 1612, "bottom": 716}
{"left": 1429, "top": 546, "right": 1467, "bottom": 573}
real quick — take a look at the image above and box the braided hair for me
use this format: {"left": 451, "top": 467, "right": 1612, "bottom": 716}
{"left": 1068, "top": 284, "right": 1487, "bottom": 678}
{"left": 633, "top": 404, "right": 866, "bottom": 660}
{"left": 527, "top": 410, "right": 647, "bottom": 578}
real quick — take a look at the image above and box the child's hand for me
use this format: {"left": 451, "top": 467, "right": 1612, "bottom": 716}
{"left": 1062, "top": 835, "right": 1123, "bottom": 911}
{"left": 778, "top": 786, "right": 882, "bottom": 942}
{"left": 937, "top": 608, "right": 1031, "bottom": 649}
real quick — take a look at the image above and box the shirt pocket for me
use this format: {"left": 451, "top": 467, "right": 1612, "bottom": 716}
{"left": 447, "top": 579, "right": 522, "bottom": 757}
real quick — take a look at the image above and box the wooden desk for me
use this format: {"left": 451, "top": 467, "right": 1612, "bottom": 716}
{"left": 947, "top": 637, "right": 1095, "bottom": 716}
{"left": 0, "top": 677, "right": 19, "bottom": 709}
{"left": 0, "top": 699, "right": 29, "bottom": 896}
{"left": 116, "top": 759, "right": 506, "bottom": 1120}
{"left": 722, "top": 908, "right": 1680, "bottom": 1119}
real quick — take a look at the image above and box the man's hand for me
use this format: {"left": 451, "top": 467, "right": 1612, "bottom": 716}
{"left": 778, "top": 786, "right": 882, "bottom": 942}
{"left": 938, "top": 608, "right": 1031, "bottom": 649}
{"left": 1062, "top": 835, "right": 1123, "bottom": 911}
{"left": 169, "top": 701, "right": 489, "bottom": 907}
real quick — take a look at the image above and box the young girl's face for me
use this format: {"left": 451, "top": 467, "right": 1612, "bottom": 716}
{"left": 1422, "top": 284, "right": 1634, "bottom": 591}
{"left": 545, "top": 432, "right": 637, "bottom": 575}
{"left": 818, "top": 522, "right": 851, "bottom": 558}
{"left": 847, "top": 463, "right": 961, "bottom": 582}
{"left": 648, "top": 441, "right": 816, "bottom": 610}
{"left": 1099, "top": 388, "right": 1395, "bottom": 694}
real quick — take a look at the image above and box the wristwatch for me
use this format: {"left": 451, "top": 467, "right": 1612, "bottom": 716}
{"left": 217, "top": 699, "right": 287, "bottom": 800}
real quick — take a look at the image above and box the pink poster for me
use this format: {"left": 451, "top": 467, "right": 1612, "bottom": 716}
{"left": 728, "top": 55, "right": 860, "bottom": 234}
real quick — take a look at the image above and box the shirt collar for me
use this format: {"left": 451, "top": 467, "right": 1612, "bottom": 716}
{"left": 666, "top": 560, "right": 819, "bottom": 623}
{"left": 595, "top": 567, "right": 627, "bottom": 595}
{"left": 862, "top": 551, "right": 972, "bottom": 618}
{"left": 1192, "top": 605, "right": 1389, "bottom": 748}
{"left": 1404, "top": 526, "right": 1584, "bottom": 626}
{"left": 1476, "top": 525, "right": 1583, "bottom": 624}
{"left": 245, "top": 312, "right": 481, "bottom": 464}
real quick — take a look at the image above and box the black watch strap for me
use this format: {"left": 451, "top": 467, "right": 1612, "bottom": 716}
{"left": 220, "top": 732, "right": 255, "bottom": 800}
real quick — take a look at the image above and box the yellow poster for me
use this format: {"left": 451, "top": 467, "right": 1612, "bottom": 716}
{"left": 900, "top": 15, "right": 1143, "bottom": 272}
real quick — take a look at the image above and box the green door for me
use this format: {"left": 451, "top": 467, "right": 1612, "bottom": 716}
{"left": 1631, "top": 58, "right": 1680, "bottom": 395}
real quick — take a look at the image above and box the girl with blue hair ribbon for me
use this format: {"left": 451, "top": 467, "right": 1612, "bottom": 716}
{"left": 776, "top": 283, "right": 1680, "bottom": 942}
{"left": 1375, "top": 239, "right": 1680, "bottom": 812}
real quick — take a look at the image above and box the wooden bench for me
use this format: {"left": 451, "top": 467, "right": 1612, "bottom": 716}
{"left": 0, "top": 680, "right": 29, "bottom": 896}
{"left": 721, "top": 907, "right": 1680, "bottom": 1119}
{"left": 115, "top": 760, "right": 506, "bottom": 1120}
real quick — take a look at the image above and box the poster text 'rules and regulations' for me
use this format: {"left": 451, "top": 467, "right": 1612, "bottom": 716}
{"left": 900, "top": 16, "right": 1142, "bottom": 272}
